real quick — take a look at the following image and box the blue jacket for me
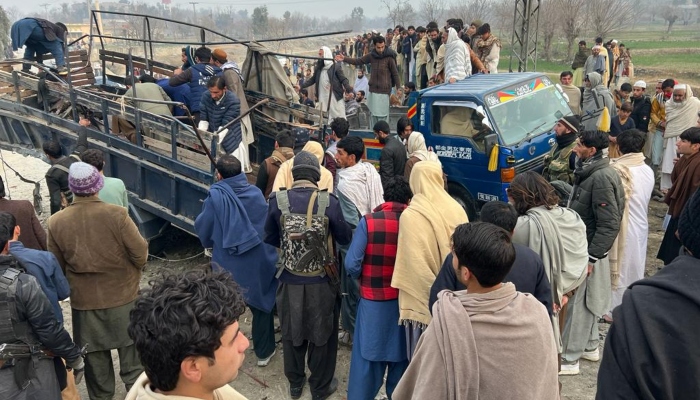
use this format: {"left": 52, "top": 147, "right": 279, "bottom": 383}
{"left": 194, "top": 174, "right": 278, "bottom": 312}
{"left": 199, "top": 90, "right": 242, "bottom": 154}
{"left": 187, "top": 63, "right": 221, "bottom": 113}
{"left": 157, "top": 78, "right": 190, "bottom": 117}
{"left": 11, "top": 18, "right": 64, "bottom": 51}
{"left": 9, "top": 241, "right": 70, "bottom": 323}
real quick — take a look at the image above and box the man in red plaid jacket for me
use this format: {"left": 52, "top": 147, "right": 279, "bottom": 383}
{"left": 343, "top": 176, "right": 412, "bottom": 400}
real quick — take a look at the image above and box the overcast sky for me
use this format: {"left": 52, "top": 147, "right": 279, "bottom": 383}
{"left": 15, "top": 0, "right": 388, "bottom": 20}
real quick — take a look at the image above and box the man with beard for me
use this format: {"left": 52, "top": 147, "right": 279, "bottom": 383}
{"left": 302, "top": 46, "right": 353, "bottom": 121}
{"left": 581, "top": 72, "right": 617, "bottom": 131}
{"left": 543, "top": 115, "right": 580, "bottom": 185}
{"left": 336, "top": 36, "right": 400, "bottom": 125}
{"left": 373, "top": 120, "right": 407, "bottom": 186}
{"left": 354, "top": 69, "right": 369, "bottom": 96}
{"left": 425, "top": 23, "right": 441, "bottom": 81}
{"left": 571, "top": 40, "right": 590, "bottom": 87}
{"left": 583, "top": 45, "right": 606, "bottom": 79}
{"left": 660, "top": 85, "right": 700, "bottom": 192}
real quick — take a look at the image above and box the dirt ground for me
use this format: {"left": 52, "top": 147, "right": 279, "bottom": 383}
{"left": 0, "top": 150, "right": 668, "bottom": 400}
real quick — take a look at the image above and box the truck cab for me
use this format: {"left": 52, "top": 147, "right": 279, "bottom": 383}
{"left": 406, "top": 73, "right": 571, "bottom": 219}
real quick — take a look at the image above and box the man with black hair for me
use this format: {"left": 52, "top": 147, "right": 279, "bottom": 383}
{"left": 300, "top": 88, "right": 315, "bottom": 108}
{"left": 394, "top": 222, "right": 559, "bottom": 399}
{"left": 613, "top": 82, "right": 633, "bottom": 112}
{"left": 429, "top": 201, "right": 552, "bottom": 312}
{"left": 374, "top": 120, "right": 407, "bottom": 186}
{"left": 543, "top": 115, "right": 580, "bottom": 185}
{"left": 630, "top": 80, "right": 652, "bottom": 137}
{"left": 560, "top": 71, "right": 582, "bottom": 115}
{"left": 0, "top": 176, "right": 46, "bottom": 251}
{"left": 649, "top": 78, "right": 676, "bottom": 193}
{"left": 81, "top": 149, "right": 128, "bottom": 207}
{"left": 264, "top": 152, "right": 352, "bottom": 400}
{"left": 561, "top": 130, "right": 624, "bottom": 375}
{"left": 474, "top": 23, "right": 500, "bottom": 74}
{"left": 168, "top": 46, "right": 222, "bottom": 121}
{"left": 345, "top": 176, "right": 412, "bottom": 400}
{"left": 123, "top": 75, "right": 172, "bottom": 116}
{"left": 195, "top": 155, "right": 279, "bottom": 368}
{"left": 657, "top": 127, "right": 700, "bottom": 265}
{"left": 256, "top": 131, "right": 296, "bottom": 199}
{"left": 571, "top": 41, "right": 590, "bottom": 87}
{"left": 126, "top": 269, "right": 250, "bottom": 400}
{"left": 401, "top": 26, "right": 417, "bottom": 85}
{"left": 43, "top": 129, "right": 88, "bottom": 215}
{"left": 325, "top": 117, "right": 350, "bottom": 184}
{"left": 197, "top": 76, "right": 243, "bottom": 157}
{"left": 414, "top": 26, "right": 428, "bottom": 89}
{"left": 336, "top": 36, "right": 400, "bottom": 125}
{"left": 0, "top": 211, "right": 85, "bottom": 400}
{"left": 344, "top": 91, "right": 360, "bottom": 116}
{"left": 11, "top": 18, "right": 69, "bottom": 75}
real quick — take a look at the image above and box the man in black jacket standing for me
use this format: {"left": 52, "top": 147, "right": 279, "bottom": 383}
{"left": 373, "top": 120, "right": 407, "bottom": 186}
{"left": 0, "top": 212, "right": 84, "bottom": 400}
{"left": 43, "top": 129, "right": 88, "bottom": 215}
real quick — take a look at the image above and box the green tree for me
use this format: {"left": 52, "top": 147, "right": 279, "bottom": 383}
{"left": 0, "top": 6, "right": 11, "bottom": 60}
{"left": 252, "top": 6, "right": 269, "bottom": 38}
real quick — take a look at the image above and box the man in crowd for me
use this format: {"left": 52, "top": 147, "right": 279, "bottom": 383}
{"left": 649, "top": 78, "right": 675, "bottom": 195}
{"left": 43, "top": 129, "right": 88, "bottom": 215}
{"left": 571, "top": 40, "right": 590, "bottom": 87}
{"left": 355, "top": 90, "right": 366, "bottom": 104}
{"left": 256, "top": 131, "right": 296, "bottom": 199}
{"left": 273, "top": 141, "right": 334, "bottom": 194}
{"left": 324, "top": 117, "right": 350, "bottom": 185}
{"left": 302, "top": 47, "right": 353, "bottom": 121}
{"left": 344, "top": 92, "right": 361, "bottom": 116}
{"left": 560, "top": 71, "right": 582, "bottom": 115}
{"left": 657, "top": 127, "right": 700, "bottom": 265}
{"left": 345, "top": 176, "right": 412, "bottom": 400}
{"left": 581, "top": 72, "right": 616, "bottom": 131}
{"left": 80, "top": 149, "right": 128, "bottom": 207}
{"left": 300, "top": 88, "right": 315, "bottom": 108}
{"left": 168, "top": 46, "right": 222, "bottom": 123}
{"left": 264, "top": 151, "right": 352, "bottom": 400}
{"left": 0, "top": 213, "right": 85, "bottom": 400}
{"left": 401, "top": 26, "right": 417, "bottom": 85}
{"left": 11, "top": 18, "right": 69, "bottom": 75}
{"left": 336, "top": 36, "right": 400, "bottom": 125}
{"left": 561, "top": 130, "right": 624, "bottom": 375}
{"left": 629, "top": 81, "right": 652, "bottom": 143}
{"left": 465, "top": 19, "right": 482, "bottom": 51}
{"left": 0, "top": 177, "right": 46, "bottom": 251}
{"left": 597, "top": 189, "right": 700, "bottom": 399}
{"left": 354, "top": 69, "right": 369, "bottom": 95}
{"left": 197, "top": 76, "right": 243, "bottom": 157}
{"left": 195, "top": 155, "right": 278, "bottom": 367}
{"left": 48, "top": 162, "right": 148, "bottom": 399}
{"left": 123, "top": 75, "right": 172, "bottom": 115}
{"left": 374, "top": 120, "right": 407, "bottom": 186}
{"left": 414, "top": 26, "right": 428, "bottom": 89}
{"left": 126, "top": 269, "right": 250, "bottom": 400}
{"left": 335, "top": 136, "right": 385, "bottom": 346}
{"left": 392, "top": 161, "right": 468, "bottom": 358}
{"left": 474, "top": 23, "right": 501, "bottom": 74}
{"left": 393, "top": 222, "right": 559, "bottom": 399}
{"left": 606, "top": 129, "right": 654, "bottom": 321}
{"left": 660, "top": 85, "right": 700, "bottom": 192}
{"left": 543, "top": 115, "right": 580, "bottom": 185}
{"left": 583, "top": 45, "right": 606, "bottom": 80}
{"left": 429, "top": 200, "right": 552, "bottom": 312}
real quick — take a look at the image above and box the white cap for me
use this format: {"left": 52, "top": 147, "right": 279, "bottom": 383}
{"left": 611, "top": 39, "right": 618, "bottom": 44}
{"left": 674, "top": 84, "right": 688, "bottom": 91}
{"left": 633, "top": 80, "right": 646, "bottom": 89}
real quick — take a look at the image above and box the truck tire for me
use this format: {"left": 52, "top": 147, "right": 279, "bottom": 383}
{"left": 447, "top": 182, "right": 478, "bottom": 221}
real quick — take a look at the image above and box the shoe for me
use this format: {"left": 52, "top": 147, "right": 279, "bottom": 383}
{"left": 290, "top": 376, "right": 306, "bottom": 399}
{"left": 559, "top": 361, "right": 580, "bottom": 375}
{"left": 57, "top": 66, "right": 68, "bottom": 76}
{"left": 582, "top": 348, "right": 600, "bottom": 362}
{"left": 257, "top": 349, "right": 275, "bottom": 367}
{"left": 312, "top": 378, "right": 338, "bottom": 400}
{"left": 338, "top": 330, "right": 353, "bottom": 347}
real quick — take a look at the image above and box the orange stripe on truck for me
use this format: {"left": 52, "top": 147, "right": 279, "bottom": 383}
{"left": 407, "top": 104, "right": 417, "bottom": 119}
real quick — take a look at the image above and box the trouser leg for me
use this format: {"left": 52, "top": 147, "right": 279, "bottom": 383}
{"left": 385, "top": 360, "right": 409, "bottom": 400}
{"left": 116, "top": 344, "right": 143, "bottom": 392}
{"left": 84, "top": 350, "right": 116, "bottom": 400}
{"left": 347, "top": 331, "right": 385, "bottom": 400}
{"left": 249, "top": 305, "right": 276, "bottom": 359}
{"left": 339, "top": 252, "right": 359, "bottom": 336}
{"left": 44, "top": 39, "right": 66, "bottom": 67}
{"left": 307, "top": 299, "right": 340, "bottom": 397}
{"left": 561, "top": 279, "right": 597, "bottom": 363}
{"left": 282, "top": 338, "right": 308, "bottom": 387}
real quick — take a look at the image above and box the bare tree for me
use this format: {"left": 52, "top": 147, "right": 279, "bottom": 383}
{"left": 660, "top": 5, "right": 680, "bottom": 33}
{"left": 585, "top": 0, "right": 635, "bottom": 38}
{"left": 381, "top": 0, "right": 415, "bottom": 27}
{"left": 556, "top": 0, "right": 587, "bottom": 60}
{"left": 447, "top": 0, "right": 494, "bottom": 29}
{"left": 419, "top": 0, "right": 446, "bottom": 24}
{"left": 538, "top": 0, "right": 558, "bottom": 61}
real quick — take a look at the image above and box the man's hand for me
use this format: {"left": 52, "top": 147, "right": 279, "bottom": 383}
{"left": 67, "top": 357, "right": 85, "bottom": 385}
{"left": 587, "top": 263, "right": 594, "bottom": 276}
{"left": 173, "top": 67, "right": 183, "bottom": 75}
{"left": 335, "top": 54, "right": 344, "bottom": 62}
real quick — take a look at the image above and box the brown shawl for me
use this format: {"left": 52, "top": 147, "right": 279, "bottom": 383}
{"left": 476, "top": 35, "right": 501, "bottom": 62}
{"left": 665, "top": 151, "right": 700, "bottom": 218}
{"left": 393, "top": 284, "right": 559, "bottom": 400}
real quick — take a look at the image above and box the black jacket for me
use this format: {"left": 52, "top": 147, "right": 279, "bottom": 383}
{"left": 630, "top": 95, "right": 652, "bottom": 133}
{"left": 45, "top": 129, "right": 88, "bottom": 215}
{"left": 302, "top": 61, "right": 352, "bottom": 102}
{"left": 429, "top": 248, "right": 552, "bottom": 314}
{"left": 597, "top": 255, "right": 700, "bottom": 399}
{"left": 379, "top": 134, "right": 407, "bottom": 186}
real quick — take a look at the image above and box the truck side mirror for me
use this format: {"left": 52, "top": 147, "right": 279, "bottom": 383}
{"left": 555, "top": 83, "right": 570, "bottom": 102}
{"left": 484, "top": 133, "right": 498, "bottom": 158}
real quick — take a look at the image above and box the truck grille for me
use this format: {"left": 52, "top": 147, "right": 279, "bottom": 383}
{"left": 514, "top": 153, "right": 547, "bottom": 174}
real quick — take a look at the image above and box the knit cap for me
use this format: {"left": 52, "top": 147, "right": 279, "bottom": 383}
{"left": 68, "top": 162, "right": 104, "bottom": 195}
{"left": 559, "top": 115, "right": 580, "bottom": 133}
{"left": 292, "top": 150, "right": 321, "bottom": 183}
{"left": 679, "top": 189, "right": 700, "bottom": 258}
{"left": 373, "top": 120, "right": 391, "bottom": 134}
{"left": 470, "top": 19, "right": 483, "bottom": 29}
{"left": 212, "top": 49, "right": 228, "bottom": 63}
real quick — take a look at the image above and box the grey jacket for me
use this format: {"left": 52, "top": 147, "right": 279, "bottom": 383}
{"left": 568, "top": 153, "right": 625, "bottom": 260}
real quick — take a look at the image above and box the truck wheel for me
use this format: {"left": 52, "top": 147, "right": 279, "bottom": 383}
{"left": 447, "top": 182, "right": 478, "bottom": 221}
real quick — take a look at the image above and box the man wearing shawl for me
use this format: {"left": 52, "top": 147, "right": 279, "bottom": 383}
{"left": 583, "top": 46, "right": 605, "bottom": 81}
{"left": 393, "top": 222, "right": 559, "bottom": 400}
{"left": 660, "top": 85, "right": 700, "bottom": 191}
{"left": 560, "top": 71, "right": 582, "bottom": 115}
{"left": 474, "top": 23, "right": 500, "bottom": 74}
{"left": 391, "top": 161, "right": 468, "bottom": 359}
{"left": 302, "top": 47, "right": 353, "bottom": 121}
{"left": 335, "top": 136, "right": 385, "bottom": 346}
{"left": 272, "top": 141, "right": 334, "bottom": 193}
{"left": 581, "top": 72, "right": 617, "bottom": 131}
{"left": 404, "top": 131, "right": 441, "bottom": 180}
{"left": 657, "top": 127, "right": 700, "bottom": 265}
{"left": 194, "top": 155, "right": 279, "bottom": 367}
{"left": 606, "top": 130, "right": 654, "bottom": 321}
{"left": 444, "top": 27, "right": 471, "bottom": 83}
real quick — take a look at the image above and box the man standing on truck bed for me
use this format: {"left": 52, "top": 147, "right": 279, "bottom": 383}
{"left": 374, "top": 120, "right": 408, "bottom": 186}
{"left": 335, "top": 36, "right": 400, "bottom": 125}
{"left": 43, "top": 129, "right": 88, "bottom": 215}
{"left": 197, "top": 76, "right": 244, "bottom": 159}
{"left": 11, "top": 18, "right": 69, "bottom": 75}
{"left": 168, "top": 46, "right": 221, "bottom": 123}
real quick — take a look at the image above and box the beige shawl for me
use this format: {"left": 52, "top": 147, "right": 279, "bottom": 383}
{"left": 391, "top": 161, "right": 468, "bottom": 327}
{"left": 272, "top": 141, "right": 334, "bottom": 193}
{"left": 393, "top": 284, "right": 559, "bottom": 400}
{"left": 664, "top": 85, "right": 700, "bottom": 139}
{"left": 609, "top": 152, "right": 644, "bottom": 288}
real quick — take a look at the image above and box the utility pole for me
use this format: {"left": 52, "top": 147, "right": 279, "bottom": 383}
{"left": 189, "top": 2, "right": 199, "bottom": 23}
{"left": 508, "top": 0, "right": 540, "bottom": 72}
{"left": 40, "top": 3, "right": 50, "bottom": 19}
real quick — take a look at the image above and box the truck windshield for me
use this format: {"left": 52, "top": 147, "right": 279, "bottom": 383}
{"left": 486, "top": 81, "right": 571, "bottom": 146}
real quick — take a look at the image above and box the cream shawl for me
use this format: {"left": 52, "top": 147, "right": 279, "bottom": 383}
{"left": 337, "top": 161, "right": 384, "bottom": 216}
{"left": 664, "top": 86, "right": 700, "bottom": 139}
{"left": 406, "top": 131, "right": 440, "bottom": 162}
{"left": 391, "top": 161, "right": 468, "bottom": 326}
{"left": 393, "top": 284, "right": 559, "bottom": 400}
{"left": 272, "top": 141, "right": 334, "bottom": 193}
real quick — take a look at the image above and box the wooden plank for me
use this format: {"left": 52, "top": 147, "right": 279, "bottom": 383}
{"left": 98, "top": 50, "right": 177, "bottom": 73}
{"left": 143, "top": 136, "right": 210, "bottom": 171}
{"left": 0, "top": 86, "right": 15, "bottom": 94}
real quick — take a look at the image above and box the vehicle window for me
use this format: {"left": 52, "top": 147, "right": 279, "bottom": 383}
{"left": 432, "top": 104, "right": 492, "bottom": 152}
